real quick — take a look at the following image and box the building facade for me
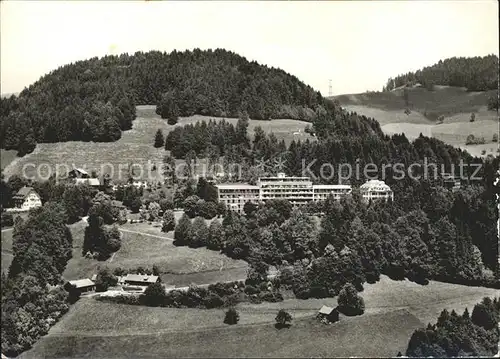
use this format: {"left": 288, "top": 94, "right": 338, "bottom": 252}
{"left": 216, "top": 173, "right": 354, "bottom": 213}
{"left": 359, "top": 179, "right": 394, "bottom": 202}
{"left": 12, "top": 187, "right": 42, "bottom": 211}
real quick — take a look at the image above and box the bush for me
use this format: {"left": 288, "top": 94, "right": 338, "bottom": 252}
{"left": 167, "top": 116, "right": 179, "bottom": 125}
{"left": 95, "top": 267, "right": 118, "bottom": 292}
{"left": 259, "top": 291, "right": 284, "bottom": 303}
{"left": 244, "top": 285, "right": 260, "bottom": 295}
{"left": 159, "top": 198, "right": 174, "bottom": 212}
{"left": 275, "top": 309, "right": 293, "bottom": 328}
{"left": 492, "top": 133, "right": 498, "bottom": 142}
{"left": 203, "top": 293, "right": 224, "bottom": 309}
{"left": 141, "top": 282, "right": 166, "bottom": 307}
{"left": 337, "top": 283, "right": 365, "bottom": 316}
{"left": 466, "top": 134, "right": 486, "bottom": 145}
{"left": 224, "top": 308, "right": 240, "bottom": 325}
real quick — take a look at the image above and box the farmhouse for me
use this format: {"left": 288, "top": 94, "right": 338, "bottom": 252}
{"left": 317, "top": 305, "right": 339, "bottom": 323}
{"left": 68, "top": 168, "right": 101, "bottom": 187}
{"left": 68, "top": 278, "right": 96, "bottom": 294}
{"left": 12, "top": 187, "right": 42, "bottom": 211}
{"left": 123, "top": 274, "right": 159, "bottom": 286}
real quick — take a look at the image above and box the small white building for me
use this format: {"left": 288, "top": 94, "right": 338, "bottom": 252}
{"left": 12, "top": 187, "right": 42, "bottom": 211}
{"left": 360, "top": 180, "right": 394, "bottom": 202}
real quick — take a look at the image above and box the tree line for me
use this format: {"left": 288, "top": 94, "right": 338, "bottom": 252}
{"left": 171, "top": 188, "right": 498, "bottom": 302}
{"left": 1, "top": 203, "right": 74, "bottom": 356}
{"left": 383, "top": 55, "right": 498, "bottom": 91}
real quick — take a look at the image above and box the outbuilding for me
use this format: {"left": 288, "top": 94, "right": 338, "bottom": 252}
{"left": 67, "top": 278, "right": 96, "bottom": 294}
{"left": 317, "top": 305, "right": 339, "bottom": 323}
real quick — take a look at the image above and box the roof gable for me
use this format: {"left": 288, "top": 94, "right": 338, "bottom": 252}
{"left": 13, "top": 187, "right": 38, "bottom": 200}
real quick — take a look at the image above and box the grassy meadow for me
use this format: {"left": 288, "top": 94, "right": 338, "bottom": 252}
{"left": 2, "top": 105, "right": 312, "bottom": 181}
{"left": 20, "top": 275, "right": 499, "bottom": 358}
{"left": 62, "top": 218, "right": 247, "bottom": 286}
{"left": 335, "top": 86, "right": 498, "bottom": 158}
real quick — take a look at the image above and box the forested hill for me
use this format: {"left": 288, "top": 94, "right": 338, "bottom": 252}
{"left": 0, "top": 48, "right": 381, "bottom": 156}
{"left": 383, "top": 55, "right": 499, "bottom": 92}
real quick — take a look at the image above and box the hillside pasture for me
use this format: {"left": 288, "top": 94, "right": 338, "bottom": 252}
{"left": 337, "top": 87, "right": 498, "bottom": 158}
{"left": 2, "top": 106, "right": 312, "bottom": 181}
{"left": 107, "top": 230, "right": 247, "bottom": 285}
{"left": 342, "top": 105, "right": 433, "bottom": 126}
{"left": 63, "top": 219, "right": 248, "bottom": 285}
{"left": 0, "top": 149, "right": 18, "bottom": 170}
{"left": 335, "top": 87, "right": 495, "bottom": 120}
{"left": 20, "top": 276, "right": 499, "bottom": 358}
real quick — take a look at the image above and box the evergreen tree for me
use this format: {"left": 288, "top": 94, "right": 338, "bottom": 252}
{"left": 154, "top": 129, "right": 165, "bottom": 148}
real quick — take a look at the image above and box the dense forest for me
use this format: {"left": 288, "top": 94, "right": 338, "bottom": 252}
{"left": 0, "top": 49, "right": 337, "bottom": 155}
{"left": 383, "top": 55, "right": 499, "bottom": 91}
{"left": 1, "top": 203, "right": 74, "bottom": 356}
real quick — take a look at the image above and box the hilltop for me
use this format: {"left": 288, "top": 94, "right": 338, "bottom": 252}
{"left": 0, "top": 49, "right": 346, "bottom": 156}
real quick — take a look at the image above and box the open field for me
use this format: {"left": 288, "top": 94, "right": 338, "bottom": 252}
{"left": 335, "top": 86, "right": 496, "bottom": 119}
{"left": 335, "top": 87, "right": 499, "bottom": 158}
{"left": 108, "top": 230, "right": 247, "bottom": 285}
{"left": 62, "top": 219, "right": 247, "bottom": 286}
{"left": 1, "top": 149, "right": 18, "bottom": 170}
{"left": 2, "top": 106, "right": 312, "bottom": 181}
{"left": 20, "top": 275, "right": 499, "bottom": 358}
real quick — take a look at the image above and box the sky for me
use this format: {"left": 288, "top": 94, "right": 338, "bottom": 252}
{"left": 1, "top": 0, "right": 498, "bottom": 96}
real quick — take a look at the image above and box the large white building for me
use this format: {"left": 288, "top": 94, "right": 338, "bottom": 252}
{"left": 217, "top": 173, "right": 353, "bottom": 213}
{"left": 359, "top": 179, "right": 394, "bottom": 202}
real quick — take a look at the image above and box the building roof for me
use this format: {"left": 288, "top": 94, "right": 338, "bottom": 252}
{"left": 69, "top": 278, "right": 95, "bottom": 288}
{"left": 13, "top": 187, "right": 37, "bottom": 200}
{"left": 318, "top": 305, "right": 335, "bottom": 315}
{"left": 216, "top": 183, "right": 259, "bottom": 190}
{"left": 360, "top": 179, "right": 392, "bottom": 192}
{"left": 71, "top": 168, "right": 89, "bottom": 175}
{"left": 313, "top": 185, "right": 352, "bottom": 190}
{"left": 111, "top": 200, "right": 125, "bottom": 208}
{"left": 123, "top": 274, "right": 159, "bottom": 283}
{"left": 75, "top": 178, "right": 100, "bottom": 186}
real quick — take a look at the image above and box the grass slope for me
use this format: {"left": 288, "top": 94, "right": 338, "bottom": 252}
{"left": 0, "top": 149, "right": 18, "bottom": 170}
{"left": 2, "top": 106, "right": 312, "bottom": 181}
{"left": 334, "top": 86, "right": 498, "bottom": 158}
{"left": 21, "top": 276, "right": 499, "bottom": 358}
{"left": 62, "top": 219, "right": 247, "bottom": 286}
{"left": 1, "top": 229, "right": 14, "bottom": 273}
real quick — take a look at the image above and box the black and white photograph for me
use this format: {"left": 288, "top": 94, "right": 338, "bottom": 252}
{"left": 0, "top": 0, "right": 499, "bottom": 358}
